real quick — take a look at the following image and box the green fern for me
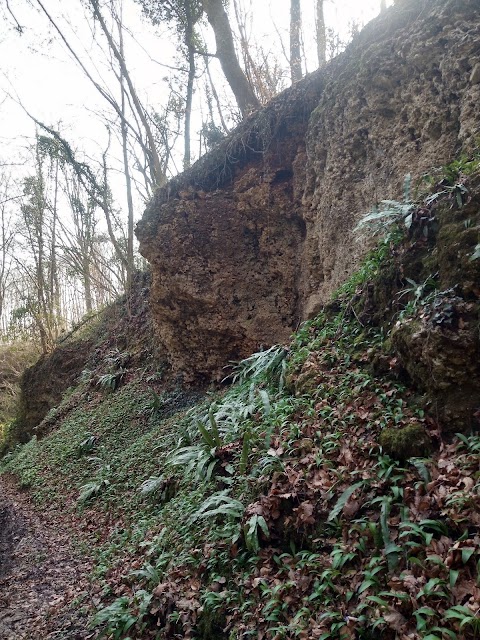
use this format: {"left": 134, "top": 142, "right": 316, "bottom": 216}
{"left": 355, "top": 174, "right": 414, "bottom": 237}
{"left": 191, "top": 490, "right": 244, "bottom": 522}
{"left": 167, "top": 444, "right": 217, "bottom": 482}
{"left": 230, "top": 345, "right": 288, "bottom": 387}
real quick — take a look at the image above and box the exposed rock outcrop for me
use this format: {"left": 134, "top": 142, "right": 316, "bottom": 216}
{"left": 300, "top": 0, "right": 480, "bottom": 314}
{"left": 15, "top": 272, "right": 162, "bottom": 442}
{"left": 138, "top": 74, "right": 324, "bottom": 381}
{"left": 138, "top": 0, "right": 480, "bottom": 382}
{"left": 17, "top": 338, "right": 94, "bottom": 443}
{"left": 387, "top": 173, "right": 480, "bottom": 432}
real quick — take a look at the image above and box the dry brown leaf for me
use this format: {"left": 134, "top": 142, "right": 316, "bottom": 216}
{"left": 384, "top": 609, "right": 408, "bottom": 632}
{"left": 295, "top": 501, "right": 315, "bottom": 525}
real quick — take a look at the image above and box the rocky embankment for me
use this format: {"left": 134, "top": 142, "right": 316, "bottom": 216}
{"left": 137, "top": 0, "right": 480, "bottom": 381}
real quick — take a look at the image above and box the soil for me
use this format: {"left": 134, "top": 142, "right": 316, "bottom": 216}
{"left": 0, "top": 477, "right": 92, "bottom": 640}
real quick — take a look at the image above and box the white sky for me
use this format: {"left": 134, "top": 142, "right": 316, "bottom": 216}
{"left": 0, "top": 0, "right": 392, "bottom": 208}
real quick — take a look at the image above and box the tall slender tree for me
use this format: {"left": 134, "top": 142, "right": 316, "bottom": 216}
{"left": 16, "top": 138, "right": 61, "bottom": 352}
{"left": 0, "top": 174, "right": 15, "bottom": 327}
{"left": 202, "top": 0, "right": 259, "bottom": 115}
{"left": 88, "top": 0, "right": 167, "bottom": 188}
{"left": 290, "top": 0, "right": 302, "bottom": 83}
{"left": 316, "top": 0, "right": 327, "bottom": 68}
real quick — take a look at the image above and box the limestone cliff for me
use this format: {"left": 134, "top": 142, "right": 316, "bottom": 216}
{"left": 137, "top": 0, "right": 480, "bottom": 380}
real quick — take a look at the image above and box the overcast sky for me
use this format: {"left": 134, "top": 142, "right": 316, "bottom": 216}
{"left": 0, "top": 0, "right": 392, "bottom": 208}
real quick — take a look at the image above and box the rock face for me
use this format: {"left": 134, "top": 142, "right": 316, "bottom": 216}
{"left": 137, "top": 0, "right": 480, "bottom": 380}
{"left": 138, "top": 76, "right": 324, "bottom": 381}
{"left": 388, "top": 172, "right": 480, "bottom": 433}
{"left": 300, "top": 0, "right": 480, "bottom": 314}
{"left": 17, "top": 339, "right": 93, "bottom": 443}
{"left": 15, "top": 272, "right": 162, "bottom": 443}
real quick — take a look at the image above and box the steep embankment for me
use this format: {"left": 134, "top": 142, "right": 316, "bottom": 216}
{"left": 1, "top": 159, "right": 479, "bottom": 638}
{"left": 137, "top": 0, "right": 480, "bottom": 381}
{"left": 1, "top": 272, "right": 164, "bottom": 449}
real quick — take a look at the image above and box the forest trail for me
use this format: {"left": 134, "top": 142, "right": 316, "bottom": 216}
{"left": 0, "top": 477, "right": 91, "bottom": 640}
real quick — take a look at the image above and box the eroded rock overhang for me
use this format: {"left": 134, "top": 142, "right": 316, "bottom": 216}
{"left": 137, "top": 0, "right": 480, "bottom": 380}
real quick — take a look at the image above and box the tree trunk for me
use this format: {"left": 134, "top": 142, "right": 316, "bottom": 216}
{"left": 119, "top": 21, "right": 135, "bottom": 290}
{"left": 184, "top": 2, "right": 196, "bottom": 169}
{"left": 202, "top": 0, "right": 259, "bottom": 117}
{"left": 290, "top": 0, "right": 302, "bottom": 83}
{"left": 83, "top": 256, "right": 93, "bottom": 313}
{"left": 100, "top": 140, "right": 128, "bottom": 284}
{"left": 90, "top": 0, "right": 167, "bottom": 188}
{"left": 204, "top": 54, "right": 229, "bottom": 133}
{"left": 316, "top": 0, "right": 326, "bottom": 68}
{"left": 50, "top": 152, "right": 63, "bottom": 333}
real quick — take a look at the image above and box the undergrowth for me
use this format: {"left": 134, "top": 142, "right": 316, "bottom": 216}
{"left": 1, "top": 160, "right": 480, "bottom": 639}
{"left": 3, "top": 286, "right": 478, "bottom": 639}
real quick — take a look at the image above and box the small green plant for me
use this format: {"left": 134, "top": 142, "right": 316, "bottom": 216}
{"left": 328, "top": 482, "right": 364, "bottom": 521}
{"left": 417, "top": 577, "right": 449, "bottom": 600}
{"left": 138, "top": 475, "right": 165, "bottom": 495}
{"left": 93, "top": 596, "right": 135, "bottom": 638}
{"left": 425, "top": 181, "right": 469, "bottom": 208}
{"left": 93, "top": 589, "right": 152, "bottom": 639}
{"left": 147, "top": 389, "right": 164, "bottom": 418}
{"left": 355, "top": 174, "right": 414, "bottom": 237}
{"left": 244, "top": 514, "right": 269, "bottom": 552}
{"left": 330, "top": 543, "right": 358, "bottom": 570}
{"left": 97, "top": 371, "right": 125, "bottom": 392}
{"left": 470, "top": 244, "right": 480, "bottom": 261}
{"left": 129, "top": 562, "right": 162, "bottom": 585}
{"left": 413, "top": 606, "right": 437, "bottom": 633}
{"left": 167, "top": 443, "right": 217, "bottom": 482}
{"left": 357, "top": 555, "right": 385, "bottom": 594}
{"left": 191, "top": 490, "right": 244, "bottom": 522}
{"left": 443, "top": 605, "right": 480, "bottom": 637}
{"left": 78, "top": 464, "right": 111, "bottom": 503}
{"left": 456, "top": 432, "right": 480, "bottom": 454}
{"left": 229, "top": 344, "right": 287, "bottom": 388}
{"left": 76, "top": 433, "right": 98, "bottom": 457}
{"left": 396, "top": 274, "right": 438, "bottom": 318}
{"left": 399, "top": 519, "right": 448, "bottom": 548}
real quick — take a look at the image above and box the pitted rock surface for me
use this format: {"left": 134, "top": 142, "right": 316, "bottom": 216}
{"left": 137, "top": 0, "right": 480, "bottom": 380}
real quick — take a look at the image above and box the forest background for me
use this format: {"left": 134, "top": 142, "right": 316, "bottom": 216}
{"left": 0, "top": 0, "right": 391, "bottom": 358}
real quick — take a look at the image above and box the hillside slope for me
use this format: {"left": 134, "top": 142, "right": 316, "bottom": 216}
{"left": 2, "top": 159, "right": 479, "bottom": 639}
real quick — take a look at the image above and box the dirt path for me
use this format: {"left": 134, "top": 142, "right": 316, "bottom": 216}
{"left": 0, "top": 477, "right": 92, "bottom": 640}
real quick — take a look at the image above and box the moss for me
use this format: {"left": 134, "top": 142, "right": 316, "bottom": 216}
{"left": 292, "top": 367, "right": 323, "bottom": 396}
{"left": 379, "top": 424, "right": 432, "bottom": 460}
{"left": 0, "top": 420, "right": 16, "bottom": 456}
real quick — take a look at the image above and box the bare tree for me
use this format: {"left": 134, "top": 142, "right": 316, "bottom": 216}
{"left": 201, "top": 0, "right": 259, "bottom": 116}
{"left": 290, "top": 0, "right": 302, "bottom": 83}
{"left": 316, "top": 0, "right": 327, "bottom": 68}
{"left": 183, "top": 0, "right": 197, "bottom": 168}
{"left": 232, "top": 0, "right": 286, "bottom": 104}
{"left": 87, "top": 0, "right": 167, "bottom": 188}
{"left": 16, "top": 138, "right": 61, "bottom": 352}
{"left": 115, "top": 3, "right": 136, "bottom": 286}
{"left": 0, "top": 174, "right": 15, "bottom": 326}
{"left": 33, "top": 0, "right": 168, "bottom": 191}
